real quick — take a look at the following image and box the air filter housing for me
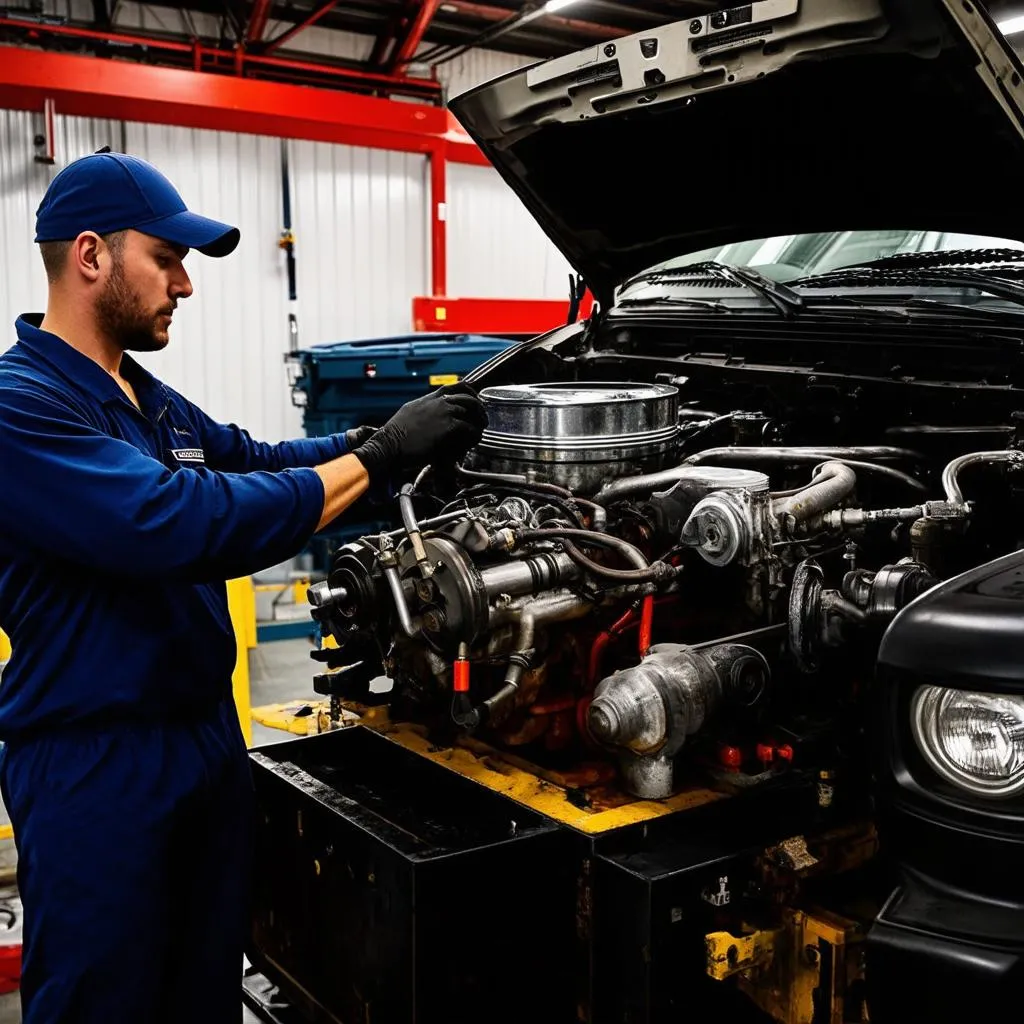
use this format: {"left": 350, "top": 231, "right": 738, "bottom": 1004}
{"left": 471, "top": 381, "right": 680, "bottom": 493}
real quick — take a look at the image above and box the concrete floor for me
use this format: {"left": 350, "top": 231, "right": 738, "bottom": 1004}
{"left": 0, "top": 636, "right": 319, "bottom": 1023}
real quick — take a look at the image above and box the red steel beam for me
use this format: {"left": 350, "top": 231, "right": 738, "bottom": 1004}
{"left": 245, "top": 0, "right": 273, "bottom": 44}
{"left": 0, "top": 17, "right": 438, "bottom": 96}
{"left": 0, "top": 46, "right": 493, "bottom": 161}
{"left": 263, "top": 0, "right": 340, "bottom": 54}
{"left": 412, "top": 295, "right": 594, "bottom": 334}
{"left": 387, "top": 0, "right": 444, "bottom": 71}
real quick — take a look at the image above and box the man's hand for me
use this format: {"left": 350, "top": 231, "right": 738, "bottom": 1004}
{"left": 352, "top": 382, "right": 488, "bottom": 482}
{"left": 344, "top": 425, "right": 377, "bottom": 451}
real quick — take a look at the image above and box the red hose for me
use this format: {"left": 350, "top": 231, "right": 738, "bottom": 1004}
{"left": 587, "top": 606, "right": 638, "bottom": 690}
{"left": 638, "top": 595, "right": 654, "bottom": 656}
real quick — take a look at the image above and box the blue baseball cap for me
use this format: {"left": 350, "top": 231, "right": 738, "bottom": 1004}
{"left": 34, "top": 151, "right": 240, "bottom": 257}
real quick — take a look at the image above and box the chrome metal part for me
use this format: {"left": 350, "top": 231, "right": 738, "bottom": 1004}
{"left": 473, "top": 381, "right": 680, "bottom": 493}
{"left": 306, "top": 581, "right": 348, "bottom": 609}
{"left": 620, "top": 752, "right": 674, "bottom": 801}
{"left": 595, "top": 464, "right": 769, "bottom": 504}
{"left": 589, "top": 642, "right": 770, "bottom": 798}
{"left": 679, "top": 474, "right": 771, "bottom": 567}
{"left": 384, "top": 563, "right": 418, "bottom": 639}
{"left": 487, "top": 590, "right": 591, "bottom": 630}
{"left": 479, "top": 552, "right": 579, "bottom": 598}
{"left": 941, "top": 449, "right": 1024, "bottom": 506}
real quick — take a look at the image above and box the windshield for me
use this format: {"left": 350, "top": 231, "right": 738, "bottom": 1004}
{"left": 632, "top": 230, "right": 1024, "bottom": 284}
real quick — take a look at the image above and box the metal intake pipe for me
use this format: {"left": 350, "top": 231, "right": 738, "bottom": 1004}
{"left": 772, "top": 461, "right": 857, "bottom": 524}
{"left": 942, "top": 450, "right": 1024, "bottom": 506}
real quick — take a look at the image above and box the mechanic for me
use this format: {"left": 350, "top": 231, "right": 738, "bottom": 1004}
{"left": 0, "top": 151, "right": 487, "bottom": 1023}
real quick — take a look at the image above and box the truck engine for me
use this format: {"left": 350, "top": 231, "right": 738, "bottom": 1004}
{"left": 306, "top": 374, "right": 1017, "bottom": 808}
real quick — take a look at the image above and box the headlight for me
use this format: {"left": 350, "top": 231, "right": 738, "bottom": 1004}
{"left": 911, "top": 686, "right": 1024, "bottom": 798}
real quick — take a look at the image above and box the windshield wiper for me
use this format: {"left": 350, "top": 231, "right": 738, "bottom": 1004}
{"left": 902, "top": 296, "right": 1024, "bottom": 318}
{"left": 796, "top": 265, "right": 1024, "bottom": 311}
{"left": 798, "top": 294, "right": 911, "bottom": 321}
{"left": 617, "top": 295, "right": 732, "bottom": 312}
{"left": 624, "top": 260, "right": 806, "bottom": 318}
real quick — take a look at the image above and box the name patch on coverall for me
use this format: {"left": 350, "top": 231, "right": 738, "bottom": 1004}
{"left": 170, "top": 448, "right": 206, "bottom": 464}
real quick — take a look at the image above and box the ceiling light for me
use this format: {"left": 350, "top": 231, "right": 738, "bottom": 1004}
{"left": 998, "top": 15, "right": 1024, "bottom": 36}
{"left": 544, "top": 0, "right": 582, "bottom": 13}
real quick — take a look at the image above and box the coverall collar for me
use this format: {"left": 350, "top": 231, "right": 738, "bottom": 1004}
{"left": 16, "top": 313, "right": 166, "bottom": 414}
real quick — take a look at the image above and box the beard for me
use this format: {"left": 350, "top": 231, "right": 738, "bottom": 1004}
{"left": 95, "top": 255, "right": 174, "bottom": 353}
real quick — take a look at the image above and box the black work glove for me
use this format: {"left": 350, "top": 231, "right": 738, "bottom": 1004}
{"left": 353, "top": 382, "right": 488, "bottom": 482}
{"left": 344, "top": 424, "right": 378, "bottom": 451}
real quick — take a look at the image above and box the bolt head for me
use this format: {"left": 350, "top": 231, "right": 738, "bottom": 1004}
{"left": 604, "top": 43, "right": 617, "bottom": 57}
{"left": 689, "top": 19, "right": 702, "bottom": 34}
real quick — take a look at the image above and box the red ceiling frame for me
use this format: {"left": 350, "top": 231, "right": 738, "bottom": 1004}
{"left": 0, "top": 42, "right": 569, "bottom": 332}
{"left": 387, "top": 0, "right": 444, "bottom": 72}
{"left": 0, "top": 16, "right": 439, "bottom": 98}
{"left": 245, "top": 0, "right": 274, "bottom": 44}
{"left": 263, "top": 1, "right": 341, "bottom": 54}
{"left": 0, "top": 46, "right": 471, "bottom": 157}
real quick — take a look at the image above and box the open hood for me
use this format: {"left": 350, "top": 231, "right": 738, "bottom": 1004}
{"left": 448, "top": 0, "right": 1024, "bottom": 307}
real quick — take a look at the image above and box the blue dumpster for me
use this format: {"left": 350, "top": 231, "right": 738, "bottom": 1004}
{"left": 288, "top": 332, "right": 519, "bottom": 570}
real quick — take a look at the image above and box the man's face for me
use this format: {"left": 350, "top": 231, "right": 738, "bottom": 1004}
{"left": 95, "top": 230, "right": 193, "bottom": 353}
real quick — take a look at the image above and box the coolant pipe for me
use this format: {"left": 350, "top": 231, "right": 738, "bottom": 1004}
{"left": 772, "top": 461, "right": 857, "bottom": 524}
{"left": 481, "top": 613, "right": 536, "bottom": 725}
{"left": 942, "top": 450, "right": 1024, "bottom": 506}
{"left": 514, "top": 528, "right": 648, "bottom": 568}
{"left": 684, "top": 446, "right": 926, "bottom": 493}
{"left": 374, "top": 510, "right": 471, "bottom": 541}
{"left": 594, "top": 446, "right": 922, "bottom": 504}
{"left": 383, "top": 563, "right": 418, "bottom": 638}
{"left": 595, "top": 467, "right": 706, "bottom": 504}
{"left": 398, "top": 484, "right": 432, "bottom": 578}
{"left": 687, "top": 445, "right": 918, "bottom": 464}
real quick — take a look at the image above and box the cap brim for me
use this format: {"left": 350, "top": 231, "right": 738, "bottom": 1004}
{"left": 141, "top": 209, "right": 240, "bottom": 257}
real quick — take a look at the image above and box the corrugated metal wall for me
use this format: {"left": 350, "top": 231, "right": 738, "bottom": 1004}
{"left": 0, "top": 107, "right": 120, "bottom": 337}
{"left": 447, "top": 162, "right": 573, "bottom": 299}
{"left": 122, "top": 122, "right": 303, "bottom": 442}
{"left": 0, "top": 112, "right": 431, "bottom": 442}
{"left": 289, "top": 141, "right": 428, "bottom": 347}
{"left": 1, "top": 10, "right": 568, "bottom": 440}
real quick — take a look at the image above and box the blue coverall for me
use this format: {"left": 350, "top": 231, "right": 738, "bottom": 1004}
{"left": 0, "top": 314, "right": 347, "bottom": 1022}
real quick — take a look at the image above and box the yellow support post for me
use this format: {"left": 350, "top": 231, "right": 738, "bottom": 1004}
{"left": 226, "top": 577, "right": 256, "bottom": 746}
{"left": 0, "top": 630, "right": 10, "bottom": 664}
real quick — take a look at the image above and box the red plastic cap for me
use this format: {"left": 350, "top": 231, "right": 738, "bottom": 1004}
{"left": 719, "top": 745, "right": 743, "bottom": 770}
{"left": 756, "top": 743, "right": 774, "bottom": 763}
{"left": 776, "top": 744, "right": 794, "bottom": 762}
{"left": 453, "top": 659, "right": 470, "bottom": 693}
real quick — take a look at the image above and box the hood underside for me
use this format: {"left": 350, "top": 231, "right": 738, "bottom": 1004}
{"left": 448, "top": 0, "right": 1024, "bottom": 306}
